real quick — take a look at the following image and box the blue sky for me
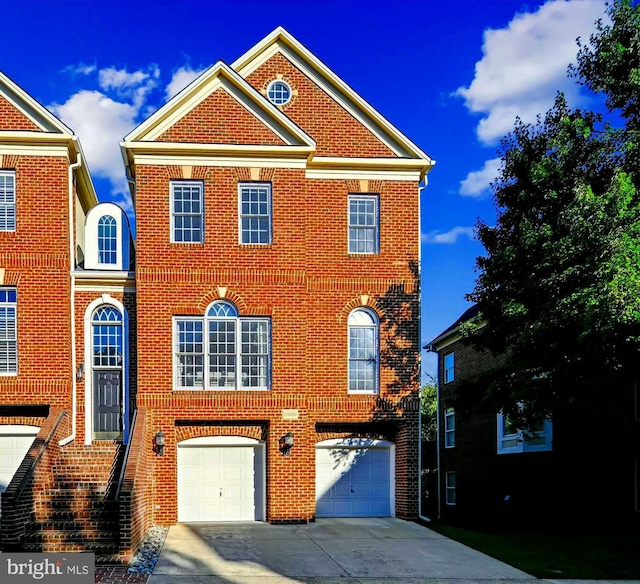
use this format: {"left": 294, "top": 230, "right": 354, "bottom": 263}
{"left": 2, "top": 0, "right": 607, "bottom": 378}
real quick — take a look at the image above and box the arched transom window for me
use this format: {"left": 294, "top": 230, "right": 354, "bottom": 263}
{"left": 98, "top": 215, "right": 117, "bottom": 265}
{"left": 174, "top": 300, "right": 270, "bottom": 390}
{"left": 92, "top": 306, "right": 123, "bottom": 367}
{"left": 348, "top": 308, "right": 379, "bottom": 393}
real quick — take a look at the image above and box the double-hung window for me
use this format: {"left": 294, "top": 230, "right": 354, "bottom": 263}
{"left": 171, "top": 181, "right": 203, "bottom": 243}
{"left": 0, "top": 288, "right": 17, "bottom": 374}
{"left": 444, "top": 352, "right": 455, "bottom": 383}
{"left": 348, "top": 308, "right": 379, "bottom": 393}
{"left": 175, "top": 301, "right": 270, "bottom": 390}
{"left": 497, "top": 408, "right": 553, "bottom": 454}
{"left": 239, "top": 183, "right": 271, "bottom": 244}
{"left": 348, "top": 194, "right": 378, "bottom": 254}
{"left": 0, "top": 171, "right": 16, "bottom": 232}
{"left": 445, "top": 472, "right": 456, "bottom": 505}
{"left": 444, "top": 408, "right": 455, "bottom": 448}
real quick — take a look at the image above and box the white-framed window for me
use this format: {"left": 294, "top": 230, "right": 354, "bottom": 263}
{"left": 0, "top": 170, "right": 16, "bottom": 232}
{"left": 0, "top": 287, "right": 17, "bottom": 374}
{"left": 444, "top": 407, "right": 455, "bottom": 448}
{"left": 174, "top": 300, "right": 270, "bottom": 391}
{"left": 171, "top": 181, "right": 203, "bottom": 243}
{"left": 444, "top": 352, "right": 455, "bottom": 383}
{"left": 348, "top": 307, "right": 379, "bottom": 393}
{"left": 98, "top": 215, "right": 117, "bottom": 265}
{"left": 266, "top": 80, "right": 292, "bottom": 106}
{"left": 445, "top": 472, "right": 456, "bottom": 505}
{"left": 239, "top": 183, "right": 271, "bottom": 244}
{"left": 348, "top": 194, "right": 379, "bottom": 254}
{"left": 92, "top": 306, "right": 123, "bottom": 367}
{"left": 497, "top": 410, "right": 553, "bottom": 454}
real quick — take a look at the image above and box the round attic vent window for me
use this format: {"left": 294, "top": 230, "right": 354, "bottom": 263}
{"left": 267, "top": 80, "right": 291, "bottom": 106}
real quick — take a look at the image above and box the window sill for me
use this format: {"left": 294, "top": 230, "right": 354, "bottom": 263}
{"left": 173, "top": 387, "right": 271, "bottom": 392}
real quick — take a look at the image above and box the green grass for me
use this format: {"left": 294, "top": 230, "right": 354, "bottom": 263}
{"left": 428, "top": 523, "right": 640, "bottom": 579}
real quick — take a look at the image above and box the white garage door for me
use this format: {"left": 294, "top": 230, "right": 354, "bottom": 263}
{"left": 177, "top": 437, "right": 263, "bottom": 522}
{"left": 0, "top": 426, "right": 39, "bottom": 502}
{"left": 316, "top": 439, "right": 393, "bottom": 517}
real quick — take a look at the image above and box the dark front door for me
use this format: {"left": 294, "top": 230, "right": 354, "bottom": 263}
{"left": 94, "top": 370, "right": 122, "bottom": 440}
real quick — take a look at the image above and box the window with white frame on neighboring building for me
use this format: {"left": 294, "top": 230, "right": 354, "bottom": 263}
{"left": 444, "top": 352, "right": 455, "bottom": 383}
{"left": 0, "top": 171, "right": 16, "bottom": 232}
{"left": 171, "top": 181, "right": 203, "bottom": 243}
{"left": 348, "top": 194, "right": 378, "bottom": 254}
{"left": 348, "top": 307, "right": 379, "bottom": 394}
{"left": 0, "top": 288, "right": 17, "bottom": 374}
{"left": 174, "top": 300, "right": 270, "bottom": 390}
{"left": 239, "top": 183, "right": 271, "bottom": 244}
{"left": 98, "top": 215, "right": 117, "bottom": 264}
{"left": 445, "top": 472, "right": 456, "bottom": 505}
{"left": 497, "top": 408, "right": 553, "bottom": 454}
{"left": 444, "top": 407, "right": 455, "bottom": 448}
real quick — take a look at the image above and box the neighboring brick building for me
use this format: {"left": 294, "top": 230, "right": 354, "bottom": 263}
{"left": 429, "top": 305, "right": 640, "bottom": 527}
{"left": 1, "top": 27, "right": 433, "bottom": 557}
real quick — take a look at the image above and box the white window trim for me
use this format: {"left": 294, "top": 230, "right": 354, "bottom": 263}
{"left": 496, "top": 412, "right": 553, "bottom": 455}
{"left": 445, "top": 471, "right": 456, "bottom": 506}
{"left": 347, "top": 307, "right": 379, "bottom": 394}
{"left": 444, "top": 408, "right": 455, "bottom": 449}
{"left": 0, "top": 170, "right": 16, "bottom": 232}
{"left": 173, "top": 309, "right": 271, "bottom": 391}
{"left": 348, "top": 194, "right": 379, "bottom": 254}
{"left": 238, "top": 182, "right": 272, "bottom": 245}
{"left": 0, "top": 287, "right": 17, "bottom": 376}
{"left": 266, "top": 79, "right": 292, "bottom": 106}
{"left": 97, "top": 214, "right": 118, "bottom": 266}
{"left": 170, "top": 180, "right": 204, "bottom": 244}
{"left": 444, "top": 352, "right": 454, "bottom": 384}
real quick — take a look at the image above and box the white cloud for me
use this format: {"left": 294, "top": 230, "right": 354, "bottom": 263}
{"left": 50, "top": 90, "right": 138, "bottom": 209}
{"left": 460, "top": 157, "right": 502, "bottom": 197}
{"left": 165, "top": 65, "right": 207, "bottom": 101}
{"left": 62, "top": 63, "right": 97, "bottom": 76}
{"left": 98, "top": 65, "right": 160, "bottom": 110}
{"left": 422, "top": 226, "right": 476, "bottom": 244}
{"left": 457, "top": 0, "right": 606, "bottom": 144}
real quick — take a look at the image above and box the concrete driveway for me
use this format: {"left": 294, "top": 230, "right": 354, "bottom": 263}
{"left": 149, "top": 517, "right": 536, "bottom": 584}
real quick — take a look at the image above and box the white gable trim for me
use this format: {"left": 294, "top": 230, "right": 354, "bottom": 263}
{"left": 123, "top": 61, "right": 315, "bottom": 149}
{"left": 0, "top": 72, "right": 74, "bottom": 135}
{"left": 232, "top": 28, "right": 434, "bottom": 165}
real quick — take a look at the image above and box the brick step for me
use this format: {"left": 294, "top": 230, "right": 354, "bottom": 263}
{"left": 24, "top": 529, "right": 118, "bottom": 544}
{"left": 21, "top": 542, "right": 119, "bottom": 555}
{"left": 33, "top": 499, "right": 116, "bottom": 512}
{"left": 95, "top": 553, "right": 131, "bottom": 566}
{"left": 32, "top": 508, "right": 118, "bottom": 522}
{"left": 38, "top": 484, "right": 110, "bottom": 494}
{"left": 29, "top": 519, "right": 119, "bottom": 532}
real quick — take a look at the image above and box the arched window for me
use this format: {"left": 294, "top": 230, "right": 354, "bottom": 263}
{"left": 348, "top": 308, "right": 378, "bottom": 393}
{"left": 174, "top": 301, "right": 270, "bottom": 390}
{"left": 98, "top": 215, "right": 117, "bottom": 265}
{"left": 92, "top": 306, "right": 123, "bottom": 367}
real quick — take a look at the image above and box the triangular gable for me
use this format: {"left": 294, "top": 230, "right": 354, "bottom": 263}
{"left": 124, "top": 61, "right": 315, "bottom": 149}
{"left": 232, "top": 27, "right": 433, "bottom": 164}
{"left": 0, "top": 71, "right": 74, "bottom": 135}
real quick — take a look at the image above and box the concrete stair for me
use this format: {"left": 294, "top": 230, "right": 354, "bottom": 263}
{"left": 24, "top": 442, "right": 126, "bottom": 563}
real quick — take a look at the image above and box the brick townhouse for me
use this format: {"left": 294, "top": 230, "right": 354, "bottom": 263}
{"left": 0, "top": 27, "right": 433, "bottom": 559}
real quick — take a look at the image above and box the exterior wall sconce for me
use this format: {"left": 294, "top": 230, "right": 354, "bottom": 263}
{"left": 76, "top": 363, "right": 85, "bottom": 380}
{"left": 278, "top": 432, "right": 294, "bottom": 456}
{"left": 154, "top": 430, "right": 165, "bottom": 456}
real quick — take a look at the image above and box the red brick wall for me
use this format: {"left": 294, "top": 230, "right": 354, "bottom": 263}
{"left": 158, "top": 89, "right": 286, "bottom": 145}
{"left": 0, "top": 154, "right": 72, "bottom": 410}
{"left": 0, "top": 95, "right": 40, "bottom": 131}
{"left": 245, "top": 52, "right": 396, "bottom": 157}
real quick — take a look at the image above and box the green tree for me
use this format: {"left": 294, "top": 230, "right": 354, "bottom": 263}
{"left": 420, "top": 376, "right": 437, "bottom": 442}
{"left": 465, "top": 1, "right": 640, "bottom": 426}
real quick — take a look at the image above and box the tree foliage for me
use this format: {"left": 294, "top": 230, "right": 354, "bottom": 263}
{"left": 420, "top": 376, "right": 437, "bottom": 442}
{"left": 466, "top": 1, "right": 640, "bottom": 425}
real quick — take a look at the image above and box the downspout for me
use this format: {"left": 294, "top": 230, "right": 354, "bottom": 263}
{"left": 59, "top": 145, "right": 82, "bottom": 446}
{"left": 417, "top": 179, "right": 431, "bottom": 522}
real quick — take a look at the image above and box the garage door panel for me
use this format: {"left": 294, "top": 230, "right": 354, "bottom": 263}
{"left": 178, "top": 445, "right": 256, "bottom": 522}
{"left": 316, "top": 445, "right": 391, "bottom": 518}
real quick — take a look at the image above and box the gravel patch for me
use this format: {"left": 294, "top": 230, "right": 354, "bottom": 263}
{"left": 127, "top": 525, "right": 168, "bottom": 575}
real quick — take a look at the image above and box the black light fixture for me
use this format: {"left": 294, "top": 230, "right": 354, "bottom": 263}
{"left": 278, "top": 432, "right": 294, "bottom": 456}
{"left": 76, "top": 363, "right": 85, "bottom": 380}
{"left": 154, "top": 430, "right": 165, "bottom": 456}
